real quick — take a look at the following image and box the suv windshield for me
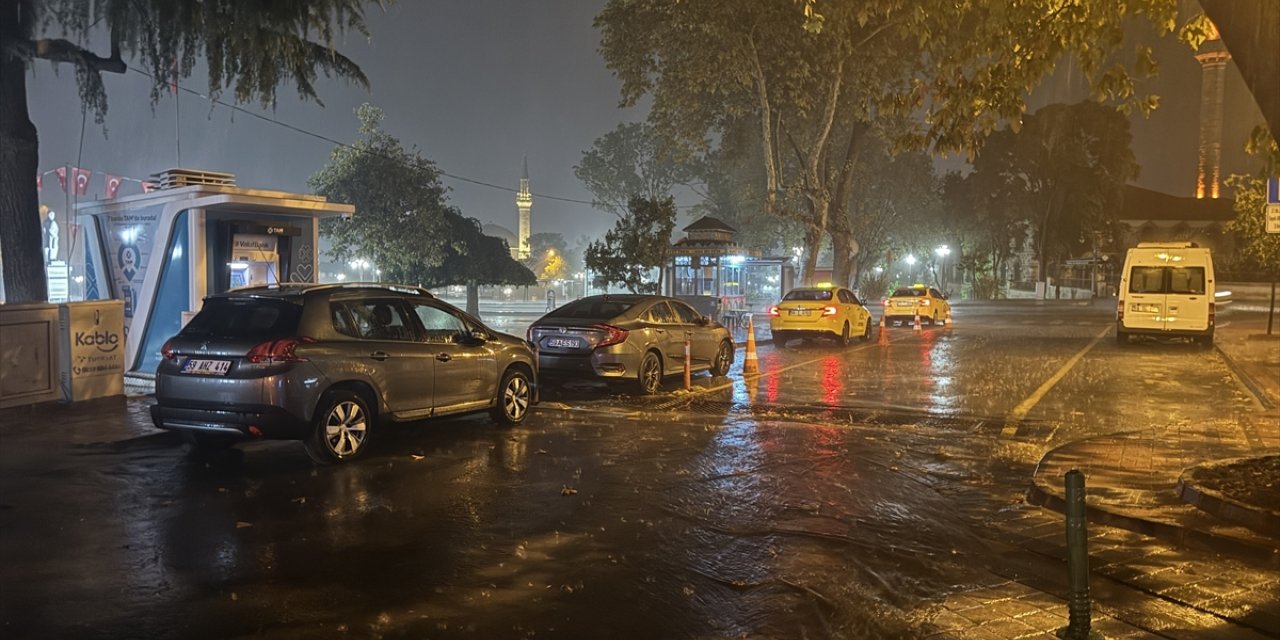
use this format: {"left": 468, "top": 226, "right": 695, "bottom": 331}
{"left": 182, "top": 297, "right": 303, "bottom": 338}
{"left": 548, "top": 299, "right": 637, "bottom": 320}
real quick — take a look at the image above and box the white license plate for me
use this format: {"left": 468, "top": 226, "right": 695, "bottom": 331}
{"left": 546, "top": 337, "right": 581, "bottom": 349}
{"left": 895, "top": 301, "right": 915, "bottom": 307}
{"left": 787, "top": 308, "right": 810, "bottom": 316}
{"left": 182, "top": 358, "right": 231, "bottom": 376}
{"left": 1130, "top": 303, "right": 1161, "bottom": 314}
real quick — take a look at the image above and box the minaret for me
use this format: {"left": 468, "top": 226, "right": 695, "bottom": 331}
{"left": 515, "top": 157, "right": 532, "bottom": 259}
{"left": 1194, "top": 23, "right": 1230, "bottom": 199}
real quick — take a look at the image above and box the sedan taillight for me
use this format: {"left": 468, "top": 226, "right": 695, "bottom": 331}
{"left": 822, "top": 306, "right": 838, "bottom": 316}
{"left": 768, "top": 306, "right": 780, "bottom": 316}
{"left": 919, "top": 299, "right": 930, "bottom": 306}
{"left": 593, "top": 324, "right": 629, "bottom": 348}
{"left": 246, "top": 337, "right": 315, "bottom": 364}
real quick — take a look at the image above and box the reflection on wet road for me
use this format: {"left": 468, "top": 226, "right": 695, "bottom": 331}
{"left": 0, "top": 302, "right": 1265, "bottom": 638}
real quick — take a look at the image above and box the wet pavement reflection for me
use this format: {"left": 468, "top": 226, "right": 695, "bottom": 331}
{"left": 1, "top": 302, "right": 1267, "bottom": 638}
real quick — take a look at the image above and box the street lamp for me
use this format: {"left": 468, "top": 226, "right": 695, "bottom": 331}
{"left": 904, "top": 254, "right": 917, "bottom": 281}
{"left": 935, "top": 245, "right": 951, "bottom": 289}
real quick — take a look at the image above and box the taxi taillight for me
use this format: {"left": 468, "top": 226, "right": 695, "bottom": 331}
{"left": 768, "top": 306, "right": 780, "bottom": 316}
{"left": 822, "top": 306, "right": 838, "bottom": 316}
{"left": 919, "top": 299, "right": 930, "bottom": 306}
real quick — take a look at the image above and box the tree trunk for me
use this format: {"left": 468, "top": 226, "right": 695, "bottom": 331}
{"left": 831, "top": 233, "right": 856, "bottom": 288}
{"left": 0, "top": 20, "right": 47, "bottom": 304}
{"left": 465, "top": 280, "right": 479, "bottom": 318}
{"left": 799, "top": 224, "right": 823, "bottom": 286}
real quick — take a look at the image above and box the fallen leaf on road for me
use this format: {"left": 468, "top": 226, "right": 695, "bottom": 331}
{"left": 560, "top": 485, "right": 578, "bottom": 496}
{"left": 411, "top": 454, "right": 425, "bottom": 461}
{"left": 235, "top": 521, "right": 253, "bottom": 528}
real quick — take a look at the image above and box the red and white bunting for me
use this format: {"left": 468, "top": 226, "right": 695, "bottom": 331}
{"left": 104, "top": 174, "right": 123, "bottom": 199}
{"left": 73, "top": 167, "right": 92, "bottom": 196}
{"left": 55, "top": 166, "right": 68, "bottom": 193}
{"left": 142, "top": 181, "right": 159, "bottom": 193}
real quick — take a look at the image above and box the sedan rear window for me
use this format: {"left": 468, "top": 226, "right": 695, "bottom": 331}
{"left": 548, "top": 299, "right": 637, "bottom": 320}
{"left": 182, "top": 298, "right": 302, "bottom": 338}
{"left": 783, "top": 289, "right": 833, "bottom": 301}
{"left": 890, "top": 288, "right": 927, "bottom": 298}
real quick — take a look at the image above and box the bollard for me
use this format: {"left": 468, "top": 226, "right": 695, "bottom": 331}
{"left": 1058, "top": 469, "right": 1102, "bottom": 640}
{"left": 683, "top": 340, "right": 692, "bottom": 390}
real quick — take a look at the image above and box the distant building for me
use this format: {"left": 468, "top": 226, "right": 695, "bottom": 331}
{"left": 1117, "top": 185, "right": 1236, "bottom": 254}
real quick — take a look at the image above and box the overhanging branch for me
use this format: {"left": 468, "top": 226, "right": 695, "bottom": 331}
{"left": 8, "top": 38, "right": 125, "bottom": 74}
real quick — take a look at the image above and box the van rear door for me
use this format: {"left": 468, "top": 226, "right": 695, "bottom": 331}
{"left": 1125, "top": 266, "right": 1167, "bottom": 331}
{"left": 1165, "top": 266, "right": 1209, "bottom": 332}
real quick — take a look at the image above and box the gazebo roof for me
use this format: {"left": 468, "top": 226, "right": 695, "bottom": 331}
{"left": 683, "top": 216, "right": 737, "bottom": 233}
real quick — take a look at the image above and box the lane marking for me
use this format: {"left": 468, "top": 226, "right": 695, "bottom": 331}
{"left": 1001, "top": 325, "right": 1110, "bottom": 438}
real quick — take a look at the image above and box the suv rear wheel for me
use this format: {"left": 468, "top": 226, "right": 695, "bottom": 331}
{"left": 305, "top": 390, "right": 372, "bottom": 465}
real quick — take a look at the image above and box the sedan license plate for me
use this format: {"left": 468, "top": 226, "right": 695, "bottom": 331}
{"left": 182, "top": 358, "right": 231, "bottom": 376}
{"left": 895, "top": 301, "right": 915, "bottom": 307}
{"left": 787, "top": 308, "right": 810, "bottom": 316}
{"left": 546, "top": 337, "right": 581, "bottom": 349}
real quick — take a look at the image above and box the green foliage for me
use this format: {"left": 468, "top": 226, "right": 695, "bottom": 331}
{"left": 1226, "top": 130, "right": 1280, "bottom": 275}
{"left": 312, "top": 104, "right": 533, "bottom": 287}
{"left": 968, "top": 101, "right": 1138, "bottom": 280}
{"left": 575, "top": 123, "right": 700, "bottom": 218}
{"left": 584, "top": 196, "right": 677, "bottom": 293}
{"left": 30, "top": 0, "right": 374, "bottom": 121}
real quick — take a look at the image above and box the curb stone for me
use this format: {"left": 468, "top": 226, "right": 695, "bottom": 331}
{"left": 1177, "top": 457, "right": 1280, "bottom": 536}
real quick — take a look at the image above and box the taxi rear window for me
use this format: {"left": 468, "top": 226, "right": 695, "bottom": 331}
{"left": 783, "top": 289, "right": 833, "bottom": 301}
{"left": 890, "top": 288, "right": 927, "bottom": 297}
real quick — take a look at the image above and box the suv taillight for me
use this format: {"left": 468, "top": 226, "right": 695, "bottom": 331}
{"left": 161, "top": 339, "right": 175, "bottom": 360}
{"left": 593, "top": 324, "right": 629, "bottom": 348}
{"left": 247, "top": 337, "right": 315, "bottom": 364}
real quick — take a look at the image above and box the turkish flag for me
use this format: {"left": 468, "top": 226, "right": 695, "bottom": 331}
{"left": 142, "top": 181, "right": 158, "bottom": 193}
{"left": 36, "top": 174, "right": 42, "bottom": 192}
{"left": 73, "top": 167, "right": 92, "bottom": 196}
{"left": 55, "top": 166, "right": 67, "bottom": 192}
{"left": 104, "top": 175, "right": 122, "bottom": 199}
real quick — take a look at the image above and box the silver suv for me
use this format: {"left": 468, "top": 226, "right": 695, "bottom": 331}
{"left": 151, "top": 283, "right": 537, "bottom": 464}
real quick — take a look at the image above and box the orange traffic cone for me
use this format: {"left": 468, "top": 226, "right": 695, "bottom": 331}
{"left": 743, "top": 315, "right": 759, "bottom": 375}
{"left": 913, "top": 309, "right": 922, "bottom": 332}
{"left": 879, "top": 313, "right": 886, "bottom": 329}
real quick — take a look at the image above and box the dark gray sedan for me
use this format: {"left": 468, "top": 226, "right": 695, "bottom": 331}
{"left": 528, "top": 294, "right": 735, "bottom": 394}
{"left": 151, "top": 283, "right": 537, "bottom": 464}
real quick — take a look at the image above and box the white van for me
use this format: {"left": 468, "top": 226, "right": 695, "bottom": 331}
{"left": 1116, "top": 242, "right": 1215, "bottom": 346}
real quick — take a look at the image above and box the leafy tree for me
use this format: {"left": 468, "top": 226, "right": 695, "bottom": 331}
{"left": 1, "top": 0, "right": 375, "bottom": 303}
{"left": 584, "top": 196, "right": 676, "bottom": 293}
{"left": 1225, "top": 129, "right": 1280, "bottom": 277}
{"left": 523, "top": 232, "right": 571, "bottom": 281}
{"left": 574, "top": 122, "right": 699, "bottom": 218}
{"left": 596, "top": 0, "right": 1184, "bottom": 284}
{"left": 312, "top": 104, "right": 533, "bottom": 315}
{"left": 312, "top": 104, "right": 456, "bottom": 283}
{"left": 941, "top": 171, "right": 1027, "bottom": 299}
{"left": 967, "top": 101, "right": 1138, "bottom": 282}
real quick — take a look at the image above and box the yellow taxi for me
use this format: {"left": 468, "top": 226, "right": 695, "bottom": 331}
{"left": 883, "top": 284, "right": 951, "bottom": 327}
{"left": 768, "top": 284, "right": 874, "bottom": 346}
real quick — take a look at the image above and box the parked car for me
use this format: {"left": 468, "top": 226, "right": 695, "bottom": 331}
{"left": 883, "top": 284, "right": 952, "bottom": 326}
{"left": 528, "top": 294, "right": 735, "bottom": 394}
{"left": 151, "top": 283, "right": 537, "bottom": 464}
{"left": 768, "top": 284, "right": 874, "bottom": 346}
{"left": 1116, "top": 242, "right": 1215, "bottom": 346}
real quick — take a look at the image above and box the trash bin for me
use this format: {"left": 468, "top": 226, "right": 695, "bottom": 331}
{"left": 59, "top": 300, "right": 125, "bottom": 403}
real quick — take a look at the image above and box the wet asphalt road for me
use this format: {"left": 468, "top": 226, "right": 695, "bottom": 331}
{"left": 0, "top": 302, "right": 1266, "bottom": 639}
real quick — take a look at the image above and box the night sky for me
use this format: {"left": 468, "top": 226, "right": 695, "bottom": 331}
{"left": 28, "top": 2, "right": 1266, "bottom": 244}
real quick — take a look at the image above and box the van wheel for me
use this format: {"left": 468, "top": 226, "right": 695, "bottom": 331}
{"left": 305, "top": 390, "right": 372, "bottom": 465}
